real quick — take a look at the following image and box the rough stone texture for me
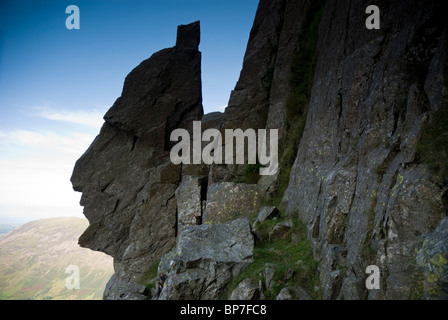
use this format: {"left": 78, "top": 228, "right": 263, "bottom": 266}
{"left": 103, "top": 21, "right": 202, "bottom": 149}
{"left": 282, "top": 0, "right": 448, "bottom": 299}
{"left": 103, "top": 275, "right": 148, "bottom": 300}
{"left": 176, "top": 22, "right": 201, "bottom": 49}
{"left": 220, "top": 0, "right": 309, "bottom": 134}
{"left": 157, "top": 218, "right": 254, "bottom": 300}
{"left": 276, "top": 286, "right": 311, "bottom": 300}
{"left": 257, "top": 174, "right": 279, "bottom": 200}
{"left": 276, "top": 287, "right": 293, "bottom": 300}
{"left": 269, "top": 220, "right": 293, "bottom": 242}
{"left": 175, "top": 175, "right": 206, "bottom": 235}
{"left": 117, "top": 183, "right": 177, "bottom": 277}
{"left": 203, "top": 182, "right": 260, "bottom": 224}
{"left": 71, "top": 21, "right": 203, "bottom": 298}
{"left": 209, "top": 0, "right": 310, "bottom": 185}
{"left": 264, "top": 266, "right": 276, "bottom": 292}
{"left": 221, "top": 0, "right": 284, "bottom": 133}
{"left": 252, "top": 206, "right": 280, "bottom": 228}
{"left": 265, "top": 0, "right": 310, "bottom": 135}
{"left": 417, "top": 217, "right": 448, "bottom": 300}
{"left": 178, "top": 112, "right": 222, "bottom": 180}
{"left": 229, "top": 278, "right": 260, "bottom": 300}
{"left": 201, "top": 112, "right": 224, "bottom": 132}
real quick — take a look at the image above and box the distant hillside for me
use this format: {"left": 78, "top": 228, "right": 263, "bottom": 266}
{"left": 0, "top": 217, "right": 113, "bottom": 300}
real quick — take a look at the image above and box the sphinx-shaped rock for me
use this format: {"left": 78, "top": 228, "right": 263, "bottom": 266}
{"left": 71, "top": 21, "right": 203, "bottom": 298}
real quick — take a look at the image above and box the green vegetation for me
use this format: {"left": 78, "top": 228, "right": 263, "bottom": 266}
{"left": 239, "top": 162, "right": 263, "bottom": 184}
{"left": 416, "top": 106, "right": 448, "bottom": 186}
{"left": 418, "top": 252, "right": 448, "bottom": 297}
{"left": 140, "top": 261, "right": 159, "bottom": 291}
{"left": 222, "top": 214, "right": 321, "bottom": 300}
{"left": 270, "top": 0, "right": 325, "bottom": 206}
{"left": 408, "top": 264, "right": 425, "bottom": 300}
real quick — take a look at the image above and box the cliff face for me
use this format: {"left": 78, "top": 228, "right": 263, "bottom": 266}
{"left": 282, "top": 0, "right": 448, "bottom": 299}
{"left": 71, "top": 0, "right": 448, "bottom": 300}
{"left": 211, "top": 0, "right": 310, "bottom": 184}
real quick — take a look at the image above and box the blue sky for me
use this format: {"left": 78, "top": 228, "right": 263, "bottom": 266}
{"left": 0, "top": 0, "right": 259, "bottom": 223}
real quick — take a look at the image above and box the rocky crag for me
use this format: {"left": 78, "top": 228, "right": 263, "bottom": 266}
{"left": 72, "top": 0, "right": 448, "bottom": 300}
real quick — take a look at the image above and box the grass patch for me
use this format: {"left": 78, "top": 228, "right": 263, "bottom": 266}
{"left": 222, "top": 215, "right": 321, "bottom": 300}
{"left": 408, "top": 265, "right": 425, "bottom": 300}
{"left": 253, "top": 217, "right": 281, "bottom": 241}
{"left": 238, "top": 162, "right": 263, "bottom": 184}
{"left": 139, "top": 261, "right": 159, "bottom": 291}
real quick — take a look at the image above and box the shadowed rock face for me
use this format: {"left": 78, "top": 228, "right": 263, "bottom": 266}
{"left": 103, "top": 22, "right": 203, "bottom": 150}
{"left": 71, "top": 21, "right": 203, "bottom": 285}
{"left": 209, "top": 0, "right": 311, "bottom": 184}
{"left": 282, "top": 0, "right": 448, "bottom": 299}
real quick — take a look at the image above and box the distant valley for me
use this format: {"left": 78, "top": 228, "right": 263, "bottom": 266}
{"left": 0, "top": 217, "right": 113, "bottom": 300}
{"left": 0, "top": 223, "right": 21, "bottom": 240}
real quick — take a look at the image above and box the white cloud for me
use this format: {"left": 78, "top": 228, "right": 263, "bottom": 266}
{"left": 0, "top": 111, "right": 101, "bottom": 222}
{"left": 0, "top": 157, "right": 81, "bottom": 207}
{"left": 32, "top": 105, "right": 107, "bottom": 128}
{"left": 0, "top": 130, "right": 96, "bottom": 156}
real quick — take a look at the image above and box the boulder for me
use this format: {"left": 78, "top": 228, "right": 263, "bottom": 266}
{"left": 229, "top": 278, "right": 260, "bottom": 300}
{"left": 203, "top": 182, "right": 260, "bottom": 224}
{"left": 276, "top": 287, "right": 293, "bottom": 300}
{"left": 276, "top": 286, "right": 311, "bottom": 300}
{"left": 269, "top": 220, "right": 293, "bottom": 242}
{"left": 158, "top": 218, "right": 254, "bottom": 300}
{"left": 175, "top": 176, "right": 206, "bottom": 235}
{"left": 201, "top": 112, "right": 224, "bottom": 132}
{"left": 264, "top": 266, "right": 276, "bottom": 291}
{"left": 103, "top": 275, "right": 147, "bottom": 300}
{"left": 252, "top": 206, "right": 280, "bottom": 228}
